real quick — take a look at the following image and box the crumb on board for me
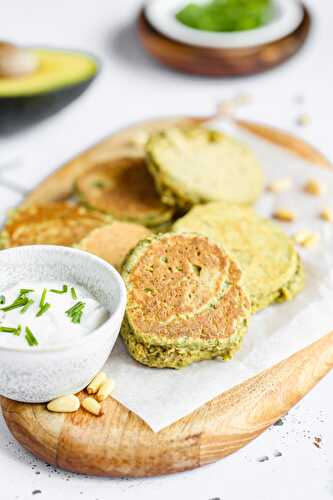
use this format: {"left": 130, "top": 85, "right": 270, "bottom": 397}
{"left": 313, "top": 436, "right": 322, "bottom": 449}
{"left": 257, "top": 455, "right": 269, "bottom": 462}
{"left": 293, "top": 230, "right": 320, "bottom": 248}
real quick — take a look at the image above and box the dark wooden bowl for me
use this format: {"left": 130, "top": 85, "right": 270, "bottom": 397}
{"left": 137, "top": 5, "right": 311, "bottom": 77}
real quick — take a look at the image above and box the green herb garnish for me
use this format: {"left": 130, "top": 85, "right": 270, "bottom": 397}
{"left": 1, "top": 287, "right": 35, "bottom": 312}
{"left": 0, "top": 295, "right": 5, "bottom": 305}
{"left": 14, "top": 324, "right": 22, "bottom": 336}
{"left": 176, "top": 0, "right": 273, "bottom": 33}
{"left": 39, "top": 288, "right": 47, "bottom": 308}
{"left": 20, "top": 299, "right": 34, "bottom": 314}
{"left": 1, "top": 295, "right": 28, "bottom": 312}
{"left": 36, "top": 288, "right": 51, "bottom": 317}
{"left": 92, "top": 180, "right": 106, "bottom": 189}
{"left": 50, "top": 285, "right": 68, "bottom": 294}
{"left": 0, "top": 324, "right": 21, "bottom": 336}
{"left": 71, "top": 287, "right": 77, "bottom": 300}
{"left": 19, "top": 288, "right": 34, "bottom": 295}
{"left": 36, "top": 303, "right": 51, "bottom": 317}
{"left": 25, "top": 326, "right": 38, "bottom": 346}
{"left": 66, "top": 301, "right": 85, "bottom": 324}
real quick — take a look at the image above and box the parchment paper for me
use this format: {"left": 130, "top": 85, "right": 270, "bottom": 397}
{"left": 104, "top": 121, "right": 333, "bottom": 432}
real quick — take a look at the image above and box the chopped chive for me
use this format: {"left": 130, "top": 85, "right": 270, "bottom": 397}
{"left": 20, "top": 299, "right": 34, "bottom": 314}
{"left": 0, "top": 324, "right": 21, "bottom": 336}
{"left": 0, "top": 326, "right": 18, "bottom": 333}
{"left": 39, "top": 288, "right": 47, "bottom": 308}
{"left": 71, "top": 287, "right": 77, "bottom": 300}
{"left": 25, "top": 326, "right": 38, "bottom": 346}
{"left": 14, "top": 324, "right": 22, "bottom": 336}
{"left": 1, "top": 295, "right": 28, "bottom": 312}
{"left": 50, "top": 285, "right": 68, "bottom": 294}
{"left": 0, "top": 295, "right": 5, "bottom": 305}
{"left": 36, "top": 302, "right": 51, "bottom": 317}
{"left": 66, "top": 301, "right": 85, "bottom": 324}
{"left": 19, "top": 288, "right": 34, "bottom": 296}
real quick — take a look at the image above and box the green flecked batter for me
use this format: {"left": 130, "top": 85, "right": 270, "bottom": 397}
{"left": 173, "top": 202, "right": 305, "bottom": 312}
{"left": 121, "top": 317, "right": 249, "bottom": 369}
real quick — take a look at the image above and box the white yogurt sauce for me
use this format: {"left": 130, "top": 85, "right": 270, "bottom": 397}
{"left": 0, "top": 281, "right": 109, "bottom": 348}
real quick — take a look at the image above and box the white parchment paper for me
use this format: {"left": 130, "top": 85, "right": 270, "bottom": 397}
{"left": 104, "top": 121, "right": 333, "bottom": 432}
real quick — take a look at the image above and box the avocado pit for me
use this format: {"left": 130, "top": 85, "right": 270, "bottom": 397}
{"left": 0, "top": 42, "right": 39, "bottom": 78}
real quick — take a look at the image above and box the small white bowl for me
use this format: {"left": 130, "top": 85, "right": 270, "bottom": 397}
{"left": 145, "top": 0, "right": 304, "bottom": 49}
{"left": 0, "top": 245, "right": 126, "bottom": 402}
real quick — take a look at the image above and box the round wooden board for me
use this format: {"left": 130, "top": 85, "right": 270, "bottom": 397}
{"left": 137, "top": 6, "right": 310, "bottom": 76}
{"left": 1, "top": 116, "right": 333, "bottom": 477}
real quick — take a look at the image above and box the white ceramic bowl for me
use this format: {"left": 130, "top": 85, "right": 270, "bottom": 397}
{"left": 145, "top": 0, "right": 304, "bottom": 49}
{"left": 0, "top": 245, "right": 127, "bottom": 402}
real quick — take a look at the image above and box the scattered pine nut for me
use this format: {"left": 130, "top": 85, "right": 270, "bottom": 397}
{"left": 296, "top": 113, "right": 311, "bottom": 126}
{"left": 320, "top": 207, "right": 333, "bottom": 223}
{"left": 304, "top": 179, "right": 327, "bottom": 196}
{"left": 267, "top": 177, "right": 292, "bottom": 193}
{"left": 87, "top": 372, "right": 107, "bottom": 395}
{"left": 293, "top": 230, "right": 312, "bottom": 245}
{"left": 302, "top": 232, "right": 320, "bottom": 248}
{"left": 82, "top": 397, "right": 104, "bottom": 416}
{"left": 47, "top": 394, "right": 80, "bottom": 413}
{"left": 96, "top": 378, "right": 115, "bottom": 402}
{"left": 273, "top": 209, "right": 296, "bottom": 222}
{"left": 293, "top": 230, "right": 320, "bottom": 248}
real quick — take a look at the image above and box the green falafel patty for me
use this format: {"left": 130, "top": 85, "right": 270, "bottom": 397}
{"left": 146, "top": 127, "right": 264, "bottom": 209}
{"left": 75, "top": 157, "right": 174, "bottom": 227}
{"left": 173, "top": 202, "right": 305, "bottom": 312}
{"left": 121, "top": 232, "right": 251, "bottom": 368}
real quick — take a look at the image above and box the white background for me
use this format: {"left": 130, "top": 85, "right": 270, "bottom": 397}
{"left": 0, "top": 0, "right": 333, "bottom": 498}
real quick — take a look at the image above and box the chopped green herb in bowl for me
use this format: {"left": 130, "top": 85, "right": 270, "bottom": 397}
{"left": 176, "top": 0, "right": 274, "bottom": 32}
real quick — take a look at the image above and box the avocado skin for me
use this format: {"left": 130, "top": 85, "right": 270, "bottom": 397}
{"left": 0, "top": 77, "right": 96, "bottom": 134}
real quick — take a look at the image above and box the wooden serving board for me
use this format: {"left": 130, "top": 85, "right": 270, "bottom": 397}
{"left": 137, "top": 6, "right": 310, "bottom": 77}
{"left": 1, "top": 115, "right": 332, "bottom": 477}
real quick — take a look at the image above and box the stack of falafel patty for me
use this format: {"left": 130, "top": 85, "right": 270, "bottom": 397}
{"left": 0, "top": 125, "right": 305, "bottom": 369}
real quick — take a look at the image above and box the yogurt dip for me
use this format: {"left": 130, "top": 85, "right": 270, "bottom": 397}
{"left": 0, "top": 281, "right": 109, "bottom": 348}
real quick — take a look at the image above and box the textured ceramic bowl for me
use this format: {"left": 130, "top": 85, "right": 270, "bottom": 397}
{"left": 145, "top": 0, "right": 304, "bottom": 48}
{"left": 0, "top": 245, "right": 127, "bottom": 402}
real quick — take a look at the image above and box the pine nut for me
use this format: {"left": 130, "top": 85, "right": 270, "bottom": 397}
{"left": 86, "top": 372, "right": 107, "bottom": 395}
{"left": 293, "top": 230, "right": 320, "bottom": 248}
{"left": 96, "top": 378, "right": 115, "bottom": 402}
{"left": 304, "top": 179, "right": 326, "bottom": 196}
{"left": 82, "top": 397, "right": 103, "bottom": 416}
{"left": 302, "top": 232, "right": 320, "bottom": 248}
{"left": 267, "top": 177, "right": 292, "bottom": 193}
{"left": 273, "top": 209, "right": 296, "bottom": 222}
{"left": 47, "top": 394, "right": 80, "bottom": 413}
{"left": 320, "top": 207, "right": 333, "bottom": 223}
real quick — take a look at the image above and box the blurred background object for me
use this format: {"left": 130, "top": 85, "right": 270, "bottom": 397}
{"left": 0, "top": 41, "right": 99, "bottom": 134}
{"left": 139, "top": 0, "right": 310, "bottom": 76}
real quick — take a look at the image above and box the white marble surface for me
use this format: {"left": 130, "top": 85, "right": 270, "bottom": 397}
{"left": 0, "top": 0, "right": 332, "bottom": 498}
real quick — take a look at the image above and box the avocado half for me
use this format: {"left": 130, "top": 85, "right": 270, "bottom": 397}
{"left": 0, "top": 47, "right": 99, "bottom": 133}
